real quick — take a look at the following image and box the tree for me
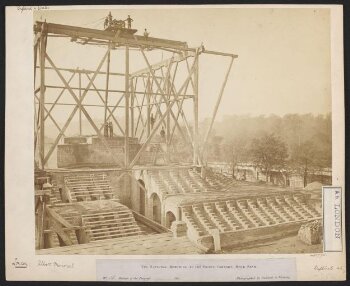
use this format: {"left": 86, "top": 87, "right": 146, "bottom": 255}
{"left": 290, "top": 141, "right": 316, "bottom": 187}
{"left": 208, "top": 135, "right": 224, "bottom": 161}
{"left": 250, "top": 133, "right": 288, "bottom": 182}
{"left": 289, "top": 139, "right": 329, "bottom": 187}
{"left": 226, "top": 137, "right": 249, "bottom": 179}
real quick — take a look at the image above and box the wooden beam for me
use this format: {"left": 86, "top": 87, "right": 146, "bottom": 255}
{"left": 131, "top": 53, "right": 194, "bottom": 78}
{"left": 36, "top": 198, "right": 46, "bottom": 249}
{"left": 134, "top": 89, "right": 146, "bottom": 137}
{"left": 130, "top": 78, "right": 135, "bottom": 137}
{"left": 202, "top": 56, "right": 235, "bottom": 157}
{"left": 193, "top": 49, "right": 199, "bottom": 165}
{"left": 43, "top": 48, "right": 111, "bottom": 164}
{"left": 85, "top": 73, "right": 125, "bottom": 135}
{"left": 34, "top": 41, "right": 38, "bottom": 86}
{"left": 36, "top": 65, "right": 125, "bottom": 76}
{"left": 45, "top": 84, "right": 190, "bottom": 97}
{"left": 202, "top": 49, "right": 238, "bottom": 58}
{"left": 34, "top": 100, "right": 39, "bottom": 156}
{"left": 128, "top": 55, "right": 197, "bottom": 168}
{"left": 39, "top": 31, "right": 47, "bottom": 168}
{"left": 140, "top": 49, "right": 189, "bottom": 145}
{"left": 46, "top": 207, "right": 74, "bottom": 228}
{"left": 34, "top": 21, "right": 191, "bottom": 52}
{"left": 104, "top": 47, "right": 111, "bottom": 124}
{"left": 125, "top": 44, "right": 130, "bottom": 168}
{"left": 79, "top": 70, "right": 82, "bottom": 135}
{"left": 35, "top": 94, "right": 63, "bottom": 134}
{"left": 50, "top": 219, "right": 73, "bottom": 246}
{"left": 103, "top": 94, "right": 125, "bottom": 128}
{"left": 44, "top": 72, "right": 76, "bottom": 121}
{"left": 169, "top": 70, "right": 194, "bottom": 145}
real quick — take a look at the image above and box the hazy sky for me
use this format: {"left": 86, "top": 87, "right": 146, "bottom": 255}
{"left": 35, "top": 7, "right": 331, "bottom": 123}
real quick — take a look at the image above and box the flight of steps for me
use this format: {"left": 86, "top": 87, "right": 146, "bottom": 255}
{"left": 181, "top": 194, "right": 321, "bottom": 238}
{"left": 149, "top": 171, "right": 169, "bottom": 195}
{"left": 170, "top": 170, "right": 193, "bottom": 193}
{"left": 181, "top": 205, "right": 207, "bottom": 237}
{"left": 159, "top": 171, "right": 181, "bottom": 194}
{"left": 64, "top": 174, "right": 117, "bottom": 202}
{"left": 149, "top": 169, "right": 219, "bottom": 195}
{"left": 49, "top": 177, "right": 63, "bottom": 205}
{"left": 187, "top": 170, "right": 211, "bottom": 192}
{"left": 82, "top": 207, "right": 143, "bottom": 242}
{"left": 201, "top": 170, "right": 232, "bottom": 190}
{"left": 192, "top": 204, "right": 217, "bottom": 233}
{"left": 45, "top": 201, "right": 143, "bottom": 248}
{"left": 203, "top": 202, "right": 232, "bottom": 232}
{"left": 190, "top": 168, "right": 232, "bottom": 191}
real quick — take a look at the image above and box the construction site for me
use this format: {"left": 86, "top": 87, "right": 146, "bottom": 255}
{"left": 34, "top": 13, "right": 323, "bottom": 255}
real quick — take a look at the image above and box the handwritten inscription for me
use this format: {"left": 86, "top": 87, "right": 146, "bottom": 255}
{"left": 314, "top": 265, "right": 344, "bottom": 272}
{"left": 11, "top": 258, "right": 28, "bottom": 269}
{"left": 314, "top": 265, "right": 334, "bottom": 271}
{"left": 38, "top": 260, "right": 74, "bottom": 269}
{"left": 17, "top": 6, "right": 49, "bottom": 13}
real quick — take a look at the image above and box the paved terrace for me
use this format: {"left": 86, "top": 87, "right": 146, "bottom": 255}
{"left": 36, "top": 233, "right": 204, "bottom": 255}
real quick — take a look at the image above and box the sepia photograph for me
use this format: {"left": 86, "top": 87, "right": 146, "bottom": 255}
{"left": 5, "top": 4, "right": 346, "bottom": 282}
{"left": 32, "top": 7, "right": 331, "bottom": 255}
{"left": 33, "top": 9, "right": 332, "bottom": 254}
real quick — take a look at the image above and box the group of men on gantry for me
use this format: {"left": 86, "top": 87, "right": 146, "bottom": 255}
{"left": 150, "top": 113, "right": 166, "bottom": 142}
{"left": 102, "top": 114, "right": 165, "bottom": 140}
{"left": 104, "top": 12, "right": 133, "bottom": 29}
{"left": 104, "top": 12, "right": 150, "bottom": 38}
{"left": 103, "top": 121, "right": 114, "bottom": 138}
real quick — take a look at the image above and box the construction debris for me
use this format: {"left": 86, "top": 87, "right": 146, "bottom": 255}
{"left": 298, "top": 220, "right": 322, "bottom": 245}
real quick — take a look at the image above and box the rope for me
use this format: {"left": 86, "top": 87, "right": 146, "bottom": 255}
{"left": 79, "top": 16, "right": 105, "bottom": 27}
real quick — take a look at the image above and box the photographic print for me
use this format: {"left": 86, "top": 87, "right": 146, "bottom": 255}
{"left": 5, "top": 5, "right": 345, "bottom": 281}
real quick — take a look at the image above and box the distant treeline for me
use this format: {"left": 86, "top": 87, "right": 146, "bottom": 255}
{"left": 202, "top": 113, "right": 331, "bottom": 174}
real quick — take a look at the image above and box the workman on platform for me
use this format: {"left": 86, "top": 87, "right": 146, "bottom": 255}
{"left": 144, "top": 28, "right": 150, "bottom": 39}
{"left": 109, "top": 121, "right": 113, "bottom": 138}
{"left": 125, "top": 15, "right": 133, "bottom": 29}
{"left": 104, "top": 122, "right": 109, "bottom": 137}
{"left": 108, "top": 12, "right": 113, "bottom": 26}
{"left": 150, "top": 113, "right": 155, "bottom": 129}
{"left": 104, "top": 17, "right": 109, "bottom": 29}
{"left": 160, "top": 126, "right": 166, "bottom": 142}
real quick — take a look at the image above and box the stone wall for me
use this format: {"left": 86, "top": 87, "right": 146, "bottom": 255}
{"left": 57, "top": 139, "right": 141, "bottom": 168}
{"left": 197, "top": 222, "right": 304, "bottom": 251}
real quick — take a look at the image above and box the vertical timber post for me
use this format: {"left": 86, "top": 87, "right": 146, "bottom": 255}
{"left": 166, "top": 67, "right": 171, "bottom": 162}
{"left": 39, "top": 23, "right": 47, "bottom": 169}
{"left": 125, "top": 44, "right": 130, "bottom": 168}
{"left": 124, "top": 44, "right": 131, "bottom": 206}
{"left": 78, "top": 70, "right": 82, "bottom": 135}
{"left": 34, "top": 39, "right": 39, "bottom": 159}
{"left": 193, "top": 50, "right": 199, "bottom": 166}
{"left": 130, "top": 78, "right": 134, "bottom": 138}
{"left": 104, "top": 47, "right": 111, "bottom": 126}
{"left": 147, "top": 75, "right": 151, "bottom": 137}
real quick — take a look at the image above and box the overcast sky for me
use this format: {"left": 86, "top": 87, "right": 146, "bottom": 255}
{"left": 34, "top": 7, "right": 331, "bottom": 123}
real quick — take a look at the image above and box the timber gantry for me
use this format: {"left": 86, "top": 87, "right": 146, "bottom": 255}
{"left": 34, "top": 18, "right": 238, "bottom": 171}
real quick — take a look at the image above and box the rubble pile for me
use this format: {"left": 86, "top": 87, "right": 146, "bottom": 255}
{"left": 298, "top": 220, "right": 322, "bottom": 245}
